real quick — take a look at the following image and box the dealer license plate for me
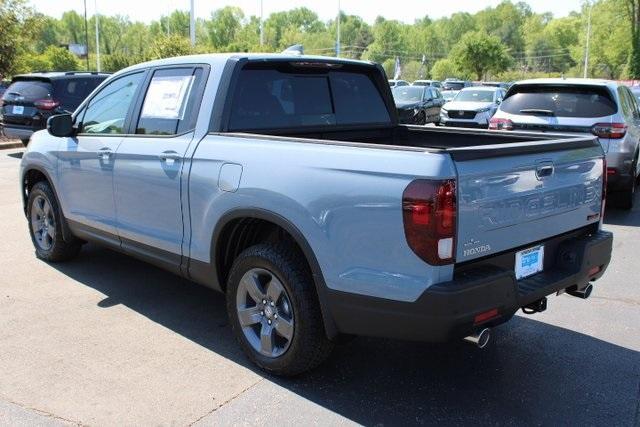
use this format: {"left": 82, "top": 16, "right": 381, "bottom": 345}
{"left": 515, "top": 245, "right": 544, "bottom": 280}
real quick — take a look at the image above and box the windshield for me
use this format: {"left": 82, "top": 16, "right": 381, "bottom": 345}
{"left": 392, "top": 86, "right": 424, "bottom": 102}
{"left": 501, "top": 85, "right": 617, "bottom": 118}
{"left": 454, "top": 90, "right": 495, "bottom": 103}
{"left": 443, "top": 91, "right": 458, "bottom": 101}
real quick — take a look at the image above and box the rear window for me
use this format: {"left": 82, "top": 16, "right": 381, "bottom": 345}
{"left": 2, "top": 80, "right": 52, "bottom": 102}
{"left": 443, "top": 82, "right": 465, "bottom": 91}
{"left": 501, "top": 85, "right": 617, "bottom": 118}
{"left": 228, "top": 65, "right": 391, "bottom": 131}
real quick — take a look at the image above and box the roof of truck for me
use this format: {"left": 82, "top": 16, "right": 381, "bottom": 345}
{"left": 120, "top": 53, "right": 377, "bottom": 74}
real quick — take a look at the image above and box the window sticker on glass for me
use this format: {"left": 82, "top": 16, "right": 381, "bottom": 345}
{"left": 140, "top": 75, "right": 194, "bottom": 120}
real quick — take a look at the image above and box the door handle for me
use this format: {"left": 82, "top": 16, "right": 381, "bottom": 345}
{"left": 159, "top": 151, "right": 181, "bottom": 165}
{"left": 98, "top": 148, "right": 112, "bottom": 161}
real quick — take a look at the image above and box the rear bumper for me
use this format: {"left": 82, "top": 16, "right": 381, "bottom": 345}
{"left": 1, "top": 124, "right": 35, "bottom": 141}
{"left": 326, "top": 229, "right": 613, "bottom": 342}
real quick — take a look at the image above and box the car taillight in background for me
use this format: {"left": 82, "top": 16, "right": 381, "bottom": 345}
{"left": 402, "top": 179, "right": 456, "bottom": 265}
{"left": 591, "top": 122, "right": 626, "bottom": 139}
{"left": 34, "top": 99, "right": 59, "bottom": 110}
{"left": 601, "top": 158, "right": 607, "bottom": 223}
{"left": 488, "top": 117, "right": 513, "bottom": 130}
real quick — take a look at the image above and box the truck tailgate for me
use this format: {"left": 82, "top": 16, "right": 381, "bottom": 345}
{"left": 450, "top": 136, "right": 604, "bottom": 263}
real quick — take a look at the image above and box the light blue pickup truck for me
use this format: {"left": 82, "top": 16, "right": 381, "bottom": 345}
{"left": 20, "top": 54, "right": 613, "bottom": 375}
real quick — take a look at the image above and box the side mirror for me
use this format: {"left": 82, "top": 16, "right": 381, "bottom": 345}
{"left": 47, "top": 114, "right": 74, "bottom": 138}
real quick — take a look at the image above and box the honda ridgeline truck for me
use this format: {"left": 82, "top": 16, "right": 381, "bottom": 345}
{"left": 20, "top": 54, "right": 613, "bottom": 375}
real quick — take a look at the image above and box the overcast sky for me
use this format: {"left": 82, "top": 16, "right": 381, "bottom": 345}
{"left": 29, "top": 0, "right": 583, "bottom": 24}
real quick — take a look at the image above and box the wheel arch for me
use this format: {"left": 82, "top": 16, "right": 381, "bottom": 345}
{"left": 197, "top": 207, "right": 338, "bottom": 339}
{"left": 21, "top": 165, "right": 74, "bottom": 242}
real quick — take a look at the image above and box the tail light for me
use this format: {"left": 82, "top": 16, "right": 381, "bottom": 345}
{"left": 402, "top": 179, "right": 457, "bottom": 265}
{"left": 488, "top": 118, "right": 513, "bottom": 130}
{"left": 34, "top": 99, "right": 59, "bottom": 110}
{"left": 591, "top": 122, "right": 626, "bottom": 139}
{"left": 601, "top": 158, "right": 607, "bottom": 223}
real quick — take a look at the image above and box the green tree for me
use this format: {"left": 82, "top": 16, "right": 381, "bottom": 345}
{"left": 362, "top": 19, "right": 406, "bottom": 63}
{"left": 623, "top": 0, "right": 640, "bottom": 77}
{"left": 430, "top": 58, "right": 463, "bottom": 80}
{"left": 207, "top": 6, "right": 244, "bottom": 49}
{"left": 59, "top": 10, "right": 85, "bottom": 44}
{"left": 150, "top": 34, "right": 192, "bottom": 59}
{"left": 43, "top": 46, "right": 79, "bottom": 71}
{"left": 0, "top": 0, "right": 38, "bottom": 77}
{"left": 451, "top": 31, "right": 512, "bottom": 80}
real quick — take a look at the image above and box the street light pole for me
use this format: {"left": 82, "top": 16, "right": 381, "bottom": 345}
{"left": 583, "top": 1, "right": 592, "bottom": 79}
{"left": 83, "top": 0, "right": 90, "bottom": 70}
{"left": 259, "top": 0, "right": 264, "bottom": 46}
{"left": 190, "top": 0, "right": 196, "bottom": 47}
{"left": 336, "top": 0, "right": 341, "bottom": 57}
{"left": 95, "top": 0, "right": 100, "bottom": 72}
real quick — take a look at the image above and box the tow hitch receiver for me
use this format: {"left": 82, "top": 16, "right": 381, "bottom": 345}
{"left": 522, "top": 297, "right": 547, "bottom": 314}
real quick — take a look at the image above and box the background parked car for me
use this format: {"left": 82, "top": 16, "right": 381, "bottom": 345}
{"left": 388, "top": 79, "right": 409, "bottom": 88}
{"left": 392, "top": 85, "right": 444, "bottom": 125}
{"left": 442, "top": 90, "right": 458, "bottom": 102}
{"left": 442, "top": 79, "right": 471, "bottom": 91}
{"left": 0, "top": 81, "right": 9, "bottom": 99}
{"left": 489, "top": 78, "right": 640, "bottom": 209}
{"left": 0, "top": 71, "right": 109, "bottom": 146}
{"left": 440, "top": 86, "right": 505, "bottom": 128}
{"left": 630, "top": 85, "right": 640, "bottom": 103}
{"left": 481, "top": 81, "right": 510, "bottom": 89}
{"left": 412, "top": 79, "right": 442, "bottom": 88}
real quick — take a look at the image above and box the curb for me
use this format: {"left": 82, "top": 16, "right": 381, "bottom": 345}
{"left": 0, "top": 142, "right": 24, "bottom": 150}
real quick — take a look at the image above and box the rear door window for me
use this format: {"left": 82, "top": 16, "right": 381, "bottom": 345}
{"left": 228, "top": 65, "right": 391, "bottom": 131}
{"left": 135, "top": 67, "right": 203, "bottom": 135}
{"left": 501, "top": 85, "right": 617, "bottom": 118}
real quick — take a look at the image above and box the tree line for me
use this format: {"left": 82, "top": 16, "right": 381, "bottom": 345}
{"left": 1, "top": 0, "right": 639, "bottom": 82}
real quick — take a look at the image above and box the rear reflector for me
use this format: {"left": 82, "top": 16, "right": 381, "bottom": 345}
{"left": 402, "top": 179, "right": 457, "bottom": 265}
{"left": 606, "top": 168, "right": 617, "bottom": 175}
{"left": 592, "top": 122, "right": 626, "bottom": 139}
{"left": 488, "top": 118, "right": 513, "bottom": 130}
{"left": 588, "top": 266, "right": 601, "bottom": 277}
{"left": 474, "top": 308, "right": 499, "bottom": 324}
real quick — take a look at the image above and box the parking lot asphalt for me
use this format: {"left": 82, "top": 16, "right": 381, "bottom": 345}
{"left": 0, "top": 148, "right": 638, "bottom": 426}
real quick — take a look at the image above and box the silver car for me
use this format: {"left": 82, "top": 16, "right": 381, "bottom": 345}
{"left": 490, "top": 78, "right": 640, "bottom": 209}
{"left": 440, "top": 87, "right": 505, "bottom": 128}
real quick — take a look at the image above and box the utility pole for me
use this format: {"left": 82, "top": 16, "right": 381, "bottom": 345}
{"left": 95, "top": 0, "right": 100, "bottom": 72}
{"left": 83, "top": 0, "right": 90, "bottom": 70}
{"left": 259, "top": 0, "right": 264, "bottom": 46}
{"left": 190, "top": 0, "right": 196, "bottom": 47}
{"left": 583, "top": 1, "right": 592, "bottom": 79}
{"left": 336, "top": 0, "right": 341, "bottom": 57}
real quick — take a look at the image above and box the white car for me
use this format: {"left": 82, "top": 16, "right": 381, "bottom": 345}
{"left": 440, "top": 87, "right": 506, "bottom": 128}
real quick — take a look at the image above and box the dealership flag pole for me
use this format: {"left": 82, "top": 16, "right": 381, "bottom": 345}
{"left": 583, "top": 2, "right": 592, "bottom": 78}
{"left": 83, "top": 0, "right": 90, "bottom": 70}
{"left": 336, "top": 0, "right": 341, "bottom": 57}
{"left": 190, "top": 0, "right": 196, "bottom": 46}
{"left": 259, "top": 0, "right": 264, "bottom": 46}
{"left": 95, "top": 0, "right": 101, "bottom": 72}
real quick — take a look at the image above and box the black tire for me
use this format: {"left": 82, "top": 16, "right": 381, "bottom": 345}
{"left": 27, "top": 181, "right": 82, "bottom": 262}
{"left": 21, "top": 139, "right": 29, "bottom": 147}
{"left": 616, "top": 182, "right": 635, "bottom": 210}
{"left": 226, "top": 243, "right": 334, "bottom": 376}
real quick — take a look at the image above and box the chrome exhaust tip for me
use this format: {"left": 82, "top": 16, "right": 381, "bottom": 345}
{"left": 567, "top": 284, "right": 593, "bottom": 299}
{"left": 463, "top": 328, "right": 491, "bottom": 349}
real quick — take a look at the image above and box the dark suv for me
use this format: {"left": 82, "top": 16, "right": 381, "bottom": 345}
{"left": 1, "top": 72, "right": 109, "bottom": 145}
